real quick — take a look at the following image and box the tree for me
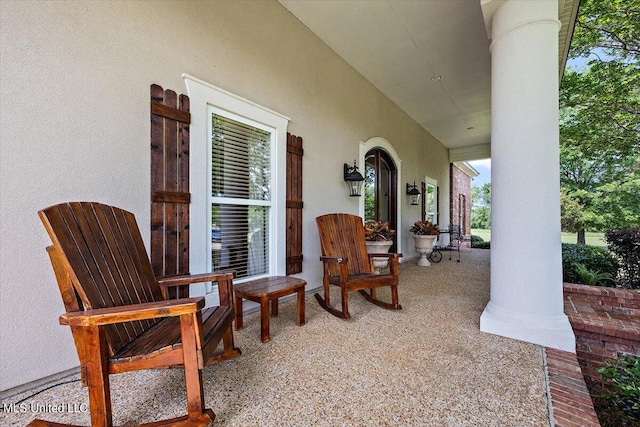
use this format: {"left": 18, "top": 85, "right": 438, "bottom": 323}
{"left": 560, "top": 189, "right": 587, "bottom": 237}
{"left": 560, "top": 0, "right": 640, "bottom": 243}
{"left": 471, "top": 182, "right": 491, "bottom": 230}
{"left": 569, "top": 0, "right": 639, "bottom": 63}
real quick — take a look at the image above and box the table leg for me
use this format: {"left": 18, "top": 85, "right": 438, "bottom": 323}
{"left": 296, "top": 287, "right": 305, "bottom": 326}
{"left": 260, "top": 296, "right": 270, "bottom": 343}
{"left": 271, "top": 298, "right": 279, "bottom": 318}
{"left": 234, "top": 295, "right": 244, "bottom": 330}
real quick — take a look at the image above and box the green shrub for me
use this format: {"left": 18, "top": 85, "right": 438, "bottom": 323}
{"left": 605, "top": 227, "right": 640, "bottom": 290}
{"left": 470, "top": 235, "right": 484, "bottom": 244}
{"left": 472, "top": 241, "right": 490, "bottom": 249}
{"left": 598, "top": 355, "right": 640, "bottom": 425}
{"left": 561, "top": 243, "right": 619, "bottom": 285}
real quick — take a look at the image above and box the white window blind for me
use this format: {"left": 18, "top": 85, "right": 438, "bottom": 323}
{"left": 211, "top": 113, "right": 272, "bottom": 280}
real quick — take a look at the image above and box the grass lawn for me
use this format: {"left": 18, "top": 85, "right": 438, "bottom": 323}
{"left": 562, "top": 231, "right": 607, "bottom": 247}
{"left": 471, "top": 229, "right": 492, "bottom": 242}
{"left": 471, "top": 229, "right": 607, "bottom": 247}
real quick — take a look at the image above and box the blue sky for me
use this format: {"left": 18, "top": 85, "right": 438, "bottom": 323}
{"left": 468, "top": 159, "right": 491, "bottom": 187}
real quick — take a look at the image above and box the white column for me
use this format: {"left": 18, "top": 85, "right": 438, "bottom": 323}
{"left": 480, "top": 0, "right": 575, "bottom": 352}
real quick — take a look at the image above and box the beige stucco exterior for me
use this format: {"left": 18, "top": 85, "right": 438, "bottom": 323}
{"left": 0, "top": 0, "right": 449, "bottom": 391}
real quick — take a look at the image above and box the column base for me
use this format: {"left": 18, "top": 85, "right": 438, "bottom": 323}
{"left": 480, "top": 302, "right": 576, "bottom": 352}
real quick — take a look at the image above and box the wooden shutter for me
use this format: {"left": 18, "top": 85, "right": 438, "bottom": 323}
{"left": 150, "top": 84, "right": 191, "bottom": 285}
{"left": 286, "top": 133, "right": 303, "bottom": 275}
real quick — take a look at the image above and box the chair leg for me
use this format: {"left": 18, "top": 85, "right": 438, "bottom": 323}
{"left": 83, "top": 325, "right": 113, "bottom": 427}
{"left": 180, "top": 314, "right": 215, "bottom": 426}
{"left": 341, "top": 286, "right": 350, "bottom": 318}
{"left": 221, "top": 324, "right": 242, "bottom": 359}
{"left": 314, "top": 276, "right": 351, "bottom": 319}
{"left": 391, "top": 285, "right": 400, "bottom": 308}
{"left": 323, "top": 278, "right": 331, "bottom": 307}
{"left": 208, "top": 323, "right": 242, "bottom": 363}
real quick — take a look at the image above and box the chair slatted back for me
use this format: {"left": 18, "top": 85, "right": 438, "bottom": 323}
{"left": 39, "top": 202, "right": 165, "bottom": 356}
{"left": 316, "top": 213, "right": 372, "bottom": 276}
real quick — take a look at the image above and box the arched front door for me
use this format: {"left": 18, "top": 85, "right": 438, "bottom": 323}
{"left": 364, "top": 148, "right": 398, "bottom": 251}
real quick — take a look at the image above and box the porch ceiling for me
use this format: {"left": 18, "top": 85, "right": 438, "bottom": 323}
{"left": 278, "top": 0, "right": 580, "bottom": 151}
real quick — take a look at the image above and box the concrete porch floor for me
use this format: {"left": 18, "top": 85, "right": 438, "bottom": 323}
{"left": 1, "top": 249, "right": 599, "bottom": 426}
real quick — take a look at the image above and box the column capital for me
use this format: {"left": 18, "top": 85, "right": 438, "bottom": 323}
{"left": 482, "top": 0, "right": 560, "bottom": 42}
{"left": 480, "top": 0, "right": 506, "bottom": 39}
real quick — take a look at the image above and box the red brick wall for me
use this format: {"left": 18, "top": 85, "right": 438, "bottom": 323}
{"left": 545, "top": 347, "right": 601, "bottom": 427}
{"left": 449, "top": 164, "right": 472, "bottom": 247}
{"left": 564, "top": 283, "right": 640, "bottom": 380}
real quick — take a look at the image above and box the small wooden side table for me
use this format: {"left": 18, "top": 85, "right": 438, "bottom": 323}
{"left": 234, "top": 276, "right": 306, "bottom": 342}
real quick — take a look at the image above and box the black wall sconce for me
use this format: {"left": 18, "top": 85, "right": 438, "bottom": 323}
{"left": 406, "top": 181, "right": 421, "bottom": 205}
{"left": 344, "top": 160, "right": 364, "bottom": 197}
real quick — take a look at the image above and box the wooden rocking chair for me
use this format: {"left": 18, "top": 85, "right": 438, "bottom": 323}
{"left": 315, "top": 213, "right": 402, "bottom": 319}
{"left": 32, "top": 202, "right": 241, "bottom": 427}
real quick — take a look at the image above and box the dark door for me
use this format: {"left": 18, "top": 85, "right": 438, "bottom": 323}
{"left": 364, "top": 148, "right": 398, "bottom": 250}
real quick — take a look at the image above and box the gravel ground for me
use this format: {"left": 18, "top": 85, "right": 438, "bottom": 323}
{"left": 2, "top": 249, "right": 551, "bottom": 427}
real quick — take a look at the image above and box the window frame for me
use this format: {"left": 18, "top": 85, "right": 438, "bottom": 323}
{"left": 184, "top": 74, "right": 289, "bottom": 305}
{"left": 424, "top": 177, "right": 438, "bottom": 225}
{"left": 364, "top": 148, "right": 398, "bottom": 251}
{"left": 358, "top": 137, "right": 402, "bottom": 257}
{"left": 209, "top": 108, "right": 276, "bottom": 282}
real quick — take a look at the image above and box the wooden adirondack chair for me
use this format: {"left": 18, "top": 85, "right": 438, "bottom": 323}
{"left": 315, "top": 213, "right": 402, "bottom": 319}
{"left": 32, "top": 202, "right": 241, "bottom": 427}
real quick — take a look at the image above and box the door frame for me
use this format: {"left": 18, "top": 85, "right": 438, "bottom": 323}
{"left": 359, "top": 137, "right": 402, "bottom": 255}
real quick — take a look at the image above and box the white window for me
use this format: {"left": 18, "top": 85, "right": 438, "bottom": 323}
{"left": 424, "top": 177, "right": 438, "bottom": 225}
{"left": 210, "top": 110, "right": 273, "bottom": 280}
{"left": 184, "top": 74, "right": 289, "bottom": 304}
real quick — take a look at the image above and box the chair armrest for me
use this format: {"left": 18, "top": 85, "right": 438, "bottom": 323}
{"left": 59, "top": 297, "right": 205, "bottom": 327}
{"left": 158, "top": 271, "right": 235, "bottom": 305}
{"left": 157, "top": 271, "right": 235, "bottom": 287}
{"left": 319, "top": 256, "right": 348, "bottom": 264}
{"left": 320, "top": 256, "right": 351, "bottom": 281}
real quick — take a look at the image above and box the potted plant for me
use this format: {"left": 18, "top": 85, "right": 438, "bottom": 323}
{"left": 409, "top": 220, "right": 439, "bottom": 236}
{"left": 410, "top": 220, "right": 439, "bottom": 266}
{"left": 364, "top": 221, "right": 395, "bottom": 274}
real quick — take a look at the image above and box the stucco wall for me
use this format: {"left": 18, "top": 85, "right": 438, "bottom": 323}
{"left": 0, "top": 0, "right": 449, "bottom": 390}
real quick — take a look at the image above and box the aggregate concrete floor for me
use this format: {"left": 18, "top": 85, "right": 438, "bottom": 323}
{"left": 2, "top": 249, "right": 552, "bottom": 426}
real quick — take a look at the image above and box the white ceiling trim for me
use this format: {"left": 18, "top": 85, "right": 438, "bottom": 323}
{"left": 449, "top": 144, "right": 491, "bottom": 163}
